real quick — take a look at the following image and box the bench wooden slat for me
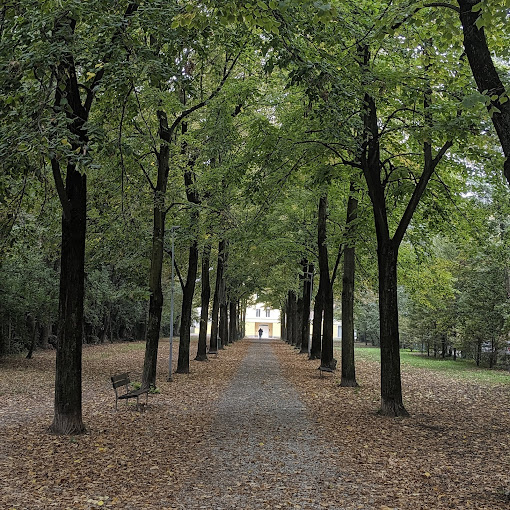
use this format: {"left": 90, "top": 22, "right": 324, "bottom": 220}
{"left": 118, "top": 388, "right": 149, "bottom": 399}
{"left": 318, "top": 365, "right": 335, "bottom": 378}
{"left": 111, "top": 373, "right": 130, "bottom": 389}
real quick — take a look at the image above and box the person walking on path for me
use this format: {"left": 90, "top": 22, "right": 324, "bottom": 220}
{"left": 258, "top": 328, "right": 263, "bottom": 339}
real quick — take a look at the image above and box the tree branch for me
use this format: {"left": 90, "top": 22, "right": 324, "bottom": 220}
{"left": 83, "top": 3, "right": 139, "bottom": 113}
{"left": 51, "top": 158, "right": 72, "bottom": 220}
{"left": 166, "top": 44, "right": 246, "bottom": 137}
{"left": 331, "top": 243, "right": 345, "bottom": 285}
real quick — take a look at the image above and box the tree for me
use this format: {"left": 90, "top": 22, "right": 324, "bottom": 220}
{"left": 0, "top": 1, "right": 141, "bottom": 434}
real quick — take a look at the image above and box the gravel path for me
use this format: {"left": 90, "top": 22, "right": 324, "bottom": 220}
{"left": 176, "top": 338, "right": 346, "bottom": 510}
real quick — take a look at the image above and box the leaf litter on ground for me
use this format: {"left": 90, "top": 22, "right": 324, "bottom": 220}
{"left": 1, "top": 338, "right": 509, "bottom": 509}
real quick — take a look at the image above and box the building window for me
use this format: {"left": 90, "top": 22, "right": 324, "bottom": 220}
{"left": 256, "top": 309, "right": 261, "bottom": 317}
{"left": 265, "top": 308, "right": 270, "bottom": 318}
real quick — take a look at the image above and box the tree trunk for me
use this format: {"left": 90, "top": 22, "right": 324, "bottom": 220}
{"left": 49, "top": 168, "right": 87, "bottom": 435}
{"left": 281, "top": 308, "right": 287, "bottom": 341}
{"left": 241, "top": 300, "right": 246, "bottom": 338}
{"left": 340, "top": 186, "right": 358, "bottom": 387}
{"left": 196, "top": 244, "right": 211, "bottom": 361}
{"left": 285, "top": 295, "right": 290, "bottom": 343}
{"left": 176, "top": 239, "right": 199, "bottom": 373}
{"left": 318, "top": 194, "right": 335, "bottom": 370}
{"left": 378, "top": 240, "right": 408, "bottom": 417}
{"left": 321, "top": 283, "right": 335, "bottom": 369}
{"left": 219, "top": 295, "right": 229, "bottom": 348}
{"left": 229, "top": 301, "right": 237, "bottom": 343}
{"left": 287, "top": 290, "right": 297, "bottom": 345}
{"left": 209, "top": 240, "right": 225, "bottom": 352}
{"left": 295, "top": 295, "right": 303, "bottom": 349}
{"left": 26, "top": 314, "right": 37, "bottom": 359}
{"left": 40, "top": 321, "right": 50, "bottom": 350}
{"left": 300, "top": 262, "right": 313, "bottom": 354}
{"left": 309, "top": 286, "right": 323, "bottom": 360}
{"left": 141, "top": 139, "right": 169, "bottom": 389}
{"left": 458, "top": 0, "right": 510, "bottom": 186}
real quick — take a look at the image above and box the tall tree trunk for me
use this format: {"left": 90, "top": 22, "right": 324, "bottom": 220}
{"left": 241, "top": 300, "right": 246, "bottom": 338}
{"left": 287, "top": 290, "right": 297, "bottom": 346}
{"left": 318, "top": 194, "right": 335, "bottom": 369}
{"left": 176, "top": 237, "right": 199, "bottom": 373}
{"left": 281, "top": 308, "right": 287, "bottom": 341}
{"left": 378, "top": 240, "right": 407, "bottom": 416}
{"left": 219, "top": 295, "right": 229, "bottom": 348}
{"left": 285, "top": 293, "right": 292, "bottom": 344}
{"left": 295, "top": 295, "right": 303, "bottom": 349}
{"left": 457, "top": 0, "right": 510, "bottom": 186}
{"left": 219, "top": 245, "right": 229, "bottom": 347}
{"left": 229, "top": 301, "right": 237, "bottom": 343}
{"left": 300, "top": 262, "right": 313, "bottom": 354}
{"left": 309, "top": 286, "right": 323, "bottom": 360}
{"left": 321, "top": 283, "right": 335, "bottom": 368}
{"left": 196, "top": 244, "right": 211, "bottom": 361}
{"left": 26, "top": 314, "right": 37, "bottom": 359}
{"left": 209, "top": 240, "right": 225, "bottom": 352}
{"left": 50, "top": 167, "right": 87, "bottom": 434}
{"left": 340, "top": 185, "right": 358, "bottom": 387}
{"left": 142, "top": 124, "right": 169, "bottom": 389}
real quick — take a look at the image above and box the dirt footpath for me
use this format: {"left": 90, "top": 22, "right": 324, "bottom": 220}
{"left": 176, "top": 337, "right": 364, "bottom": 509}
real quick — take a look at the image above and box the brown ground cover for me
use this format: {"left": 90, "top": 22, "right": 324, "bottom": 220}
{"left": 274, "top": 342, "right": 510, "bottom": 510}
{"left": 0, "top": 339, "right": 248, "bottom": 510}
{"left": 1, "top": 338, "right": 509, "bottom": 509}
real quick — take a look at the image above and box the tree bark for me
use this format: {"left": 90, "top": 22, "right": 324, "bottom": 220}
{"left": 295, "top": 295, "right": 303, "bottom": 349}
{"left": 229, "top": 300, "right": 237, "bottom": 343}
{"left": 209, "top": 240, "right": 225, "bottom": 352}
{"left": 300, "top": 262, "right": 313, "bottom": 354}
{"left": 49, "top": 167, "right": 87, "bottom": 434}
{"left": 309, "top": 286, "right": 323, "bottom": 360}
{"left": 142, "top": 115, "right": 170, "bottom": 389}
{"left": 26, "top": 314, "right": 37, "bottom": 359}
{"left": 241, "top": 299, "right": 246, "bottom": 339}
{"left": 457, "top": 0, "right": 510, "bottom": 186}
{"left": 377, "top": 240, "right": 408, "bottom": 416}
{"left": 219, "top": 296, "right": 228, "bottom": 347}
{"left": 340, "top": 185, "right": 359, "bottom": 387}
{"left": 196, "top": 244, "right": 211, "bottom": 361}
{"left": 285, "top": 293, "right": 291, "bottom": 344}
{"left": 287, "top": 290, "right": 297, "bottom": 345}
{"left": 318, "top": 194, "right": 336, "bottom": 370}
{"left": 281, "top": 308, "right": 287, "bottom": 341}
{"left": 176, "top": 237, "right": 199, "bottom": 373}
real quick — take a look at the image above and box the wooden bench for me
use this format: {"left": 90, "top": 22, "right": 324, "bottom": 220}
{"left": 111, "top": 373, "right": 149, "bottom": 411}
{"left": 318, "top": 365, "right": 335, "bottom": 378}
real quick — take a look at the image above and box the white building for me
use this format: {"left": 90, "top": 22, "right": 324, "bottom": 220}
{"left": 245, "top": 303, "right": 281, "bottom": 338}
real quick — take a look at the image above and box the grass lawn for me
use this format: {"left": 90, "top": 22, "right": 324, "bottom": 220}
{"left": 351, "top": 344, "right": 510, "bottom": 385}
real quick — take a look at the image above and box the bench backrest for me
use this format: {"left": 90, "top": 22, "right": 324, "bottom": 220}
{"left": 111, "top": 372, "right": 130, "bottom": 389}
